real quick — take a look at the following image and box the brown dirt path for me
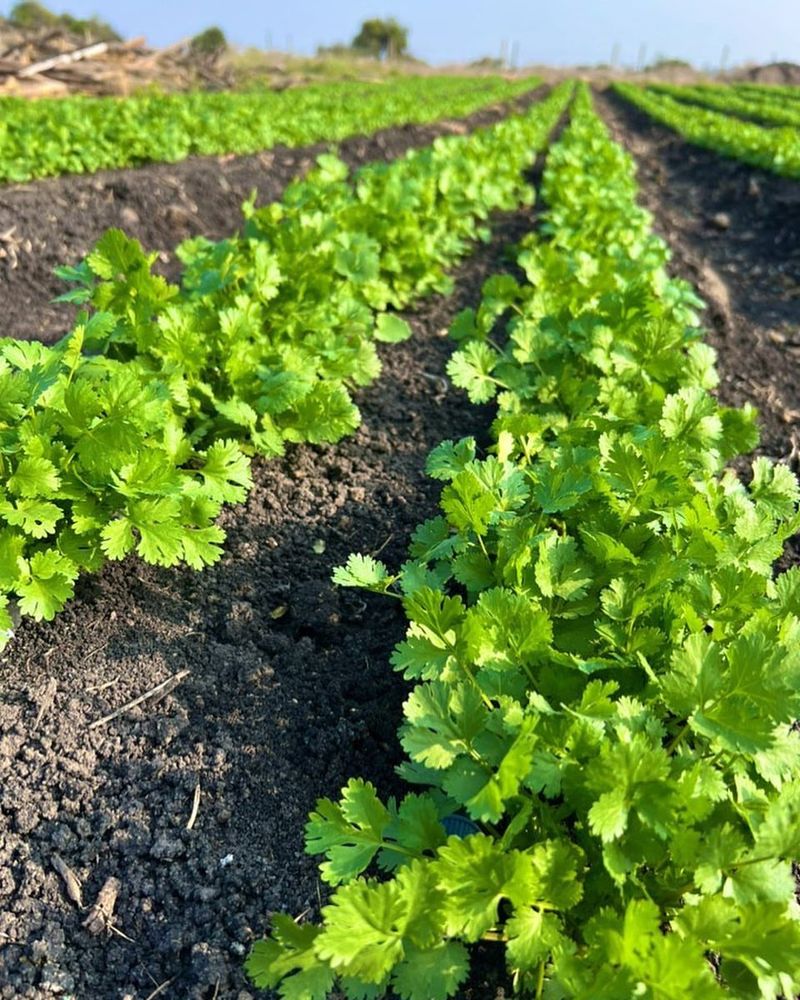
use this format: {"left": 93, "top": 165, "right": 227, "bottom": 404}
{"left": 596, "top": 88, "right": 800, "bottom": 568}
{"left": 0, "top": 89, "right": 545, "bottom": 344}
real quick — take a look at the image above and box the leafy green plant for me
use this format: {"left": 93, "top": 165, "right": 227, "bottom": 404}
{"left": 248, "top": 83, "right": 800, "bottom": 999}
{"left": 0, "top": 322, "right": 250, "bottom": 639}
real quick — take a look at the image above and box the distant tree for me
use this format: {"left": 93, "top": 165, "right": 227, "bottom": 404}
{"left": 8, "top": 1, "right": 59, "bottom": 29}
{"left": 352, "top": 17, "right": 408, "bottom": 59}
{"left": 8, "top": 2, "right": 120, "bottom": 41}
{"left": 190, "top": 26, "right": 228, "bottom": 59}
{"left": 61, "top": 14, "right": 120, "bottom": 41}
{"left": 644, "top": 57, "right": 694, "bottom": 72}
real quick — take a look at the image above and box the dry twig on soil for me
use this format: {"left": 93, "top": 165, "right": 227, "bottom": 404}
{"left": 87, "top": 669, "right": 190, "bottom": 730}
{"left": 52, "top": 854, "right": 83, "bottom": 908}
{"left": 186, "top": 780, "right": 202, "bottom": 830}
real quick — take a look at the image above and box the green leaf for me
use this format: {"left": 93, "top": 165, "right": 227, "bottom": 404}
{"left": 0, "top": 596, "right": 13, "bottom": 648}
{"left": 315, "top": 862, "right": 444, "bottom": 984}
{"left": 86, "top": 228, "right": 149, "bottom": 279}
{"left": 462, "top": 587, "right": 552, "bottom": 672}
{"left": 400, "top": 682, "right": 487, "bottom": 770}
{"left": 528, "top": 839, "right": 584, "bottom": 910}
{"left": 379, "top": 794, "right": 446, "bottom": 870}
{"left": 305, "top": 779, "right": 391, "bottom": 885}
{"left": 506, "top": 908, "right": 565, "bottom": 972}
{"left": 436, "top": 834, "right": 535, "bottom": 940}
{"left": 447, "top": 343, "right": 499, "bottom": 404}
{"left": 751, "top": 783, "right": 800, "bottom": 860}
{"left": 315, "top": 880, "right": 404, "bottom": 982}
{"left": 15, "top": 551, "right": 76, "bottom": 621}
{"left": 390, "top": 941, "right": 469, "bottom": 1000}
{"left": 532, "top": 461, "right": 592, "bottom": 514}
{"left": 588, "top": 786, "right": 629, "bottom": 843}
{"left": 425, "top": 439, "right": 477, "bottom": 482}
{"left": 0, "top": 498, "right": 63, "bottom": 538}
{"left": 374, "top": 314, "right": 412, "bottom": 343}
{"left": 535, "top": 532, "right": 592, "bottom": 602}
{"left": 7, "top": 457, "right": 61, "bottom": 498}
{"left": 332, "top": 554, "right": 394, "bottom": 592}
{"left": 246, "top": 917, "right": 334, "bottom": 999}
{"left": 441, "top": 469, "right": 495, "bottom": 537}
{"left": 196, "top": 439, "right": 252, "bottom": 504}
{"left": 659, "top": 387, "right": 721, "bottom": 445}
{"left": 100, "top": 518, "right": 136, "bottom": 561}
{"left": 181, "top": 525, "right": 226, "bottom": 570}
{"left": 282, "top": 384, "right": 360, "bottom": 445}
{"left": 749, "top": 457, "right": 799, "bottom": 519}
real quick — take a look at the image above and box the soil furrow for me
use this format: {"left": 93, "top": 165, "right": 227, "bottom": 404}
{"left": 596, "top": 87, "right": 800, "bottom": 568}
{"left": 0, "top": 201, "right": 538, "bottom": 999}
{"left": 0, "top": 87, "right": 546, "bottom": 345}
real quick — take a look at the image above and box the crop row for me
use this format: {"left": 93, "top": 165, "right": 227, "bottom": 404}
{"left": 734, "top": 82, "right": 800, "bottom": 105}
{"left": 0, "top": 75, "right": 537, "bottom": 184}
{"left": 651, "top": 82, "right": 800, "bottom": 129}
{"left": 614, "top": 82, "right": 800, "bottom": 178}
{"left": 249, "top": 83, "right": 800, "bottom": 999}
{"left": 0, "top": 84, "right": 572, "bottom": 644}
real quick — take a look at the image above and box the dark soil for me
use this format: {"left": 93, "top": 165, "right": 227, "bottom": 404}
{"left": 0, "top": 201, "right": 538, "bottom": 998}
{"left": 0, "top": 88, "right": 544, "bottom": 345}
{"left": 597, "top": 88, "right": 800, "bottom": 567}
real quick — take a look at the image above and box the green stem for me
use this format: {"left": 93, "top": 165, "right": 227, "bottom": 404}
{"left": 665, "top": 723, "right": 690, "bottom": 755}
{"left": 535, "top": 960, "right": 545, "bottom": 999}
{"left": 461, "top": 659, "right": 495, "bottom": 710}
{"left": 729, "top": 854, "right": 779, "bottom": 871}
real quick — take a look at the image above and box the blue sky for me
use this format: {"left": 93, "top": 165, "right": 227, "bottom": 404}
{"left": 7, "top": 0, "right": 798, "bottom": 68}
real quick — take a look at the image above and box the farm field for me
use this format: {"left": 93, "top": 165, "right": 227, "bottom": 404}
{"left": 0, "top": 68, "right": 799, "bottom": 1000}
{"left": 0, "top": 76, "right": 537, "bottom": 184}
{"left": 0, "top": 83, "right": 544, "bottom": 342}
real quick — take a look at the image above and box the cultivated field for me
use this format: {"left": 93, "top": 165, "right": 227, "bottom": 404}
{"left": 0, "top": 72, "right": 799, "bottom": 1000}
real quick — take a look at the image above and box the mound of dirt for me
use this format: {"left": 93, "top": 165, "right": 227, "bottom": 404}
{"left": 740, "top": 61, "right": 800, "bottom": 84}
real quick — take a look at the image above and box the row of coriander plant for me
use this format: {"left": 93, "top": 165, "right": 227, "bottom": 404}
{"left": 0, "top": 76, "right": 538, "bottom": 184}
{"left": 248, "top": 83, "right": 800, "bottom": 998}
{"left": 614, "top": 82, "right": 800, "bottom": 179}
{"left": 0, "top": 84, "right": 572, "bottom": 643}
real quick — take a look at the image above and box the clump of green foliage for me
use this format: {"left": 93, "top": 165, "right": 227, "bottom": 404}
{"left": 189, "top": 26, "right": 228, "bottom": 59}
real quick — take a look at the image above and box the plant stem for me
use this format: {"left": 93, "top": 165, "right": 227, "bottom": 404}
{"left": 665, "top": 722, "right": 689, "bottom": 755}
{"left": 535, "top": 960, "right": 545, "bottom": 999}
